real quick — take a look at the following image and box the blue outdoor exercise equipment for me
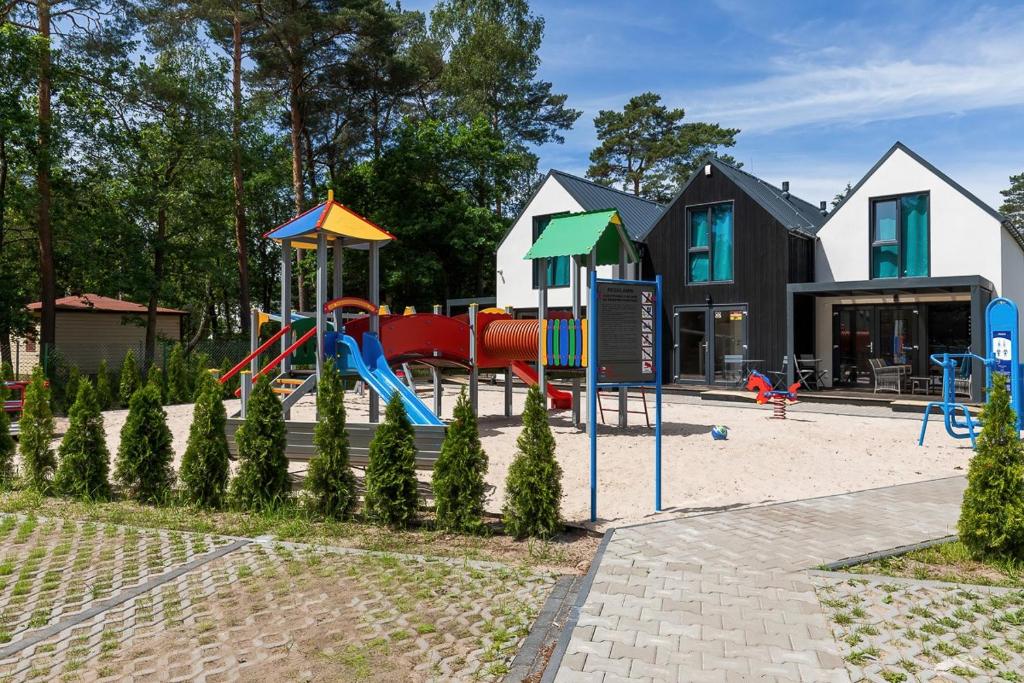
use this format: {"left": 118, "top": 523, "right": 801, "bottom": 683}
{"left": 918, "top": 297, "right": 1023, "bottom": 447}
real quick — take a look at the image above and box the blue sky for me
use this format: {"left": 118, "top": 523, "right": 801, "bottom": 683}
{"left": 414, "top": 0, "right": 1024, "bottom": 208}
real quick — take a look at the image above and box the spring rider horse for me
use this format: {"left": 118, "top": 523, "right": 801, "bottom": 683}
{"left": 745, "top": 370, "right": 801, "bottom": 419}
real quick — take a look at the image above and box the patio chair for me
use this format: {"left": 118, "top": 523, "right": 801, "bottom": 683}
{"left": 798, "top": 354, "right": 829, "bottom": 389}
{"left": 768, "top": 356, "right": 815, "bottom": 390}
{"left": 722, "top": 354, "right": 744, "bottom": 385}
{"left": 869, "top": 358, "right": 904, "bottom": 394}
{"left": 954, "top": 355, "right": 971, "bottom": 397}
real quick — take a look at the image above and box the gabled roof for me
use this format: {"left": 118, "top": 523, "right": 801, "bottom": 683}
{"left": 498, "top": 170, "right": 665, "bottom": 250}
{"left": 27, "top": 294, "right": 186, "bottom": 315}
{"left": 823, "top": 142, "right": 1023, "bottom": 250}
{"left": 523, "top": 209, "right": 639, "bottom": 265}
{"left": 264, "top": 191, "right": 395, "bottom": 250}
{"left": 669, "top": 157, "right": 827, "bottom": 237}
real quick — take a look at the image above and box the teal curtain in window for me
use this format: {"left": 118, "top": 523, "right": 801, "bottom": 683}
{"left": 689, "top": 253, "right": 709, "bottom": 282}
{"left": 873, "top": 245, "right": 899, "bottom": 278}
{"left": 711, "top": 204, "right": 733, "bottom": 281}
{"left": 690, "top": 210, "right": 709, "bottom": 247}
{"left": 901, "top": 194, "right": 929, "bottom": 277}
{"left": 548, "top": 255, "right": 570, "bottom": 287}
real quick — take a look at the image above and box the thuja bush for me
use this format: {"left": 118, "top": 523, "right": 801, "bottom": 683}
{"left": 95, "top": 359, "right": 114, "bottom": 410}
{"left": 189, "top": 352, "right": 213, "bottom": 400}
{"left": 959, "top": 372, "right": 1024, "bottom": 558}
{"left": 166, "top": 344, "right": 190, "bottom": 405}
{"left": 433, "top": 388, "right": 488, "bottom": 533}
{"left": 230, "top": 374, "right": 289, "bottom": 510}
{"left": 63, "top": 365, "right": 81, "bottom": 414}
{"left": 115, "top": 384, "right": 174, "bottom": 503}
{"left": 0, "top": 385, "right": 15, "bottom": 486}
{"left": 304, "top": 360, "right": 357, "bottom": 519}
{"left": 119, "top": 349, "right": 141, "bottom": 407}
{"left": 1, "top": 361, "right": 13, "bottom": 380}
{"left": 179, "top": 382, "right": 230, "bottom": 508}
{"left": 54, "top": 380, "right": 111, "bottom": 500}
{"left": 503, "top": 385, "right": 562, "bottom": 539}
{"left": 147, "top": 365, "right": 168, "bottom": 405}
{"left": 219, "top": 357, "right": 240, "bottom": 400}
{"left": 19, "top": 367, "right": 56, "bottom": 493}
{"left": 365, "top": 394, "right": 419, "bottom": 528}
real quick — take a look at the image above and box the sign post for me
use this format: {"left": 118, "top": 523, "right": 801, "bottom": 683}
{"left": 987, "top": 297, "right": 1022, "bottom": 433}
{"left": 587, "top": 271, "right": 663, "bottom": 521}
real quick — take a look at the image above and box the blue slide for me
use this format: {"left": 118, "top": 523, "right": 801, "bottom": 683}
{"left": 331, "top": 332, "right": 443, "bottom": 426}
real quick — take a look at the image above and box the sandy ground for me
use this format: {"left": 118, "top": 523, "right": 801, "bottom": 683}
{"left": 69, "top": 383, "right": 972, "bottom": 530}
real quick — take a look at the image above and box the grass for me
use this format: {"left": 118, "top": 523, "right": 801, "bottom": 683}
{"left": 848, "top": 541, "right": 1024, "bottom": 588}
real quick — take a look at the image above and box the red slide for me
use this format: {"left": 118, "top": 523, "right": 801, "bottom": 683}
{"left": 510, "top": 361, "right": 572, "bottom": 410}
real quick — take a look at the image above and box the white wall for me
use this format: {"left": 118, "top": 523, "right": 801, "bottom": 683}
{"left": 816, "top": 146, "right": 1007, "bottom": 288}
{"left": 1001, "top": 229, "right": 1024, "bottom": 305}
{"left": 495, "top": 176, "right": 615, "bottom": 311}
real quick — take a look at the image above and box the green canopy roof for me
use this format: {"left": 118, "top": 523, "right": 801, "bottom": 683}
{"left": 522, "top": 209, "right": 639, "bottom": 265}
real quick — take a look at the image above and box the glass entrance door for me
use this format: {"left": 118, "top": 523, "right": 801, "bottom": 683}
{"left": 878, "top": 306, "right": 918, "bottom": 372}
{"left": 712, "top": 308, "right": 747, "bottom": 384}
{"left": 835, "top": 307, "right": 874, "bottom": 386}
{"left": 677, "top": 309, "right": 707, "bottom": 381}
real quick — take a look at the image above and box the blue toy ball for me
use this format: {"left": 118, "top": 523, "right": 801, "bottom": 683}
{"left": 711, "top": 425, "right": 729, "bottom": 441}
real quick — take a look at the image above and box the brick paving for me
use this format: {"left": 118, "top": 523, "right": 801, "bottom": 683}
{"left": 552, "top": 477, "right": 967, "bottom": 682}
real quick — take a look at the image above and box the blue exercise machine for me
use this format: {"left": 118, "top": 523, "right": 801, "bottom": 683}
{"left": 918, "top": 297, "right": 1023, "bottom": 447}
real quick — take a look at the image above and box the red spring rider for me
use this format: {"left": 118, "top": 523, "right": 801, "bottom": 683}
{"left": 745, "top": 370, "right": 800, "bottom": 419}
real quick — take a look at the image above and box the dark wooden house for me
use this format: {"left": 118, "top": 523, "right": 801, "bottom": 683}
{"left": 641, "top": 157, "right": 827, "bottom": 384}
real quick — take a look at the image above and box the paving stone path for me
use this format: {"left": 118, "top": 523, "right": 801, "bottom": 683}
{"left": 553, "top": 477, "right": 968, "bottom": 682}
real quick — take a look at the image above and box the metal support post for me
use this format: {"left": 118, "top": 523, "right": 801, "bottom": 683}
{"left": 469, "top": 303, "right": 479, "bottom": 416}
{"left": 249, "top": 308, "right": 259, "bottom": 376}
{"left": 432, "top": 304, "right": 443, "bottom": 418}
{"left": 369, "top": 241, "right": 380, "bottom": 422}
{"left": 280, "top": 239, "right": 292, "bottom": 374}
{"left": 618, "top": 242, "right": 628, "bottom": 427}
{"left": 316, "top": 232, "right": 327, "bottom": 384}
{"left": 240, "top": 371, "right": 252, "bottom": 419}
{"left": 538, "top": 257, "right": 548, "bottom": 397}
{"left": 332, "top": 243, "right": 343, "bottom": 330}
{"left": 571, "top": 255, "right": 581, "bottom": 428}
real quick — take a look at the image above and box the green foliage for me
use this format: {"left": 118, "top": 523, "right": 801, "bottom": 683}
{"left": 365, "top": 394, "right": 419, "bottom": 528}
{"left": 95, "top": 359, "right": 115, "bottom": 411}
{"left": 1001, "top": 172, "right": 1024, "bottom": 243}
{"left": 18, "top": 368, "right": 56, "bottom": 493}
{"left": 63, "top": 366, "right": 81, "bottom": 415}
{"left": 1, "top": 362, "right": 13, "bottom": 381}
{"left": 119, "top": 350, "right": 141, "bottom": 407}
{"left": 503, "top": 385, "right": 561, "bottom": 539}
{"left": 432, "top": 388, "right": 487, "bottom": 532}
{"left": 304, "top": 360, "right": 357, "bottom": 519}
{"left": 219, "top": 357, "right": 240, "bottom": 400}
{"left": 147, "top": 365, "right": 168, "bottom": 405}
{"left": 114, "top": 384, "right": 175, "bottom": 503}
{"left": 166, "top": 344, "right": 189, "bottom": 404}
{"left": 587, "top": 92, "right": 740, "bottom": 202}
{"left": 179, "top": 382, "right": 230, "bottom": 508}
{"left": 959, "top": 373, "right": 1024, "bottom": 558}
{"left": 54, "top": 380, "right": 111, "bottom": 500}
{"left": 230, "top": 374, "right": 289, "bottom": 510}
{"left": 189, "top": 352, "right": 212, "bottom": 400}
{"left": 0, "top": 385, "right": 15, "bottom": 486}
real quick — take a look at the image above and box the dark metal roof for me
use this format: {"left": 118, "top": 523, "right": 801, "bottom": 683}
{"left": 548, "top": 170, "right": 665, "bottom": 241}
{"left": 706, "top": 158, "right": 827, "bottom": 236}
{"left": 788, "top": 274, "right": 995, "bottom": 296}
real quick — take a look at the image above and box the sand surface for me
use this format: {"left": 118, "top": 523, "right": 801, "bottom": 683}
{"left": 79, "top": 384, "right": 971, "bottom": 530}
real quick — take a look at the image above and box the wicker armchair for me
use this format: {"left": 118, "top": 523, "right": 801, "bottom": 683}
{"left": 869, "top": 358, "right": 904, "bottom": 394}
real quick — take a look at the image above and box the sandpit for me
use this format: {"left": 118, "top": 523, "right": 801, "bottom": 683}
{"left": 80, "top": 384, "right": 971, "bottom": 529}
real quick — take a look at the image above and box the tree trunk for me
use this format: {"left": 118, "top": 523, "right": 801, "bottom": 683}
{"left": 288, "top": 65, "right": 308, "bottom": 312}
{"left": 0, "top": 132, "right": 10, "bottom": 367}
{"left": 37, "top": 0, "right": 57, "bottom": 354}
{"left": 145, "top": 206, "right": 168, "bottom": 368}
{"left": 231, "top": 12, "right": 252, "bottom": 335}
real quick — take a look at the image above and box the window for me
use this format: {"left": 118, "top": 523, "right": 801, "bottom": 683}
{"left": 687, "top": 202, "right": 733, "bottom": 283}
{"left": 871, "top": 193, "right": 929, "bottom": 278}
{"left": 531, "top": 213, "right": 570, "bottom": 289}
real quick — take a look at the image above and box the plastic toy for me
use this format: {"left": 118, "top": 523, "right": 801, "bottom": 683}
{"left": 745, "top": 370, "right": 800, "bottom": 419}
{"left": 711, "top": 425, "right": 729, "bottom": 440}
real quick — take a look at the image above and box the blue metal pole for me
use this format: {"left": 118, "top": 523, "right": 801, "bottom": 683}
{"left": 655, "top": 275, "right": 663, "bottom": 512}
{"left": 589, "top": 269, "right": 598, "bottom": 522}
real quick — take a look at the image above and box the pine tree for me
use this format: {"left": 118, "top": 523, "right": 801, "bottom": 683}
{"left": 166, "top": 344, "right": 189, "bottom": 404}
{"left": 179, "top": 382, "right": 230, "bottom": 508}
{"left": 230, "top": 374, "right": 289, "bottom": 510}
{"left": 0, "top": 385, "right": 16, "bottom": 486}
{"left": 95, "top": 359, "right": 114, "bottom": 411}
{"left": 365, "top": 393, "right": 419, "bottom": 527}
{"left": 959, "top": 373, "right": 1024, "bottom": 558}
{"left": 54, "top": 380, "right": 111, "bottom": 500}
{"left": 147, "top": 365, "right": 168, "bottom": 405}
{"left": 19, "top": 368, "right": 56, "bottom": 493}
{"left": 119, "top": 349, "right": 141, "bottom": 407}
{"left": 503, "top": 385, "right": 562, "bottom": 539}
{"left": 304, "top": 360, "right": 357, "bottom": 519}
{"left": 115, "top": 384, "right": 175, "bottom": 503}
{"left": 433, "top": 388, "right": 488, "bottom": 532}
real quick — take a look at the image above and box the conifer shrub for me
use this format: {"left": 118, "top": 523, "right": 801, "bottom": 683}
{"left": 166, "top": 344, "right": 190, "bottom": 404}
{"left": 432, "top": 388, "right": 488, "bottom": 533}
{"left": 63, "top": 365, "right": 81, "bottom": 414}
{"left": 115, "top": 384, "right": 174, "bottom": 503}
{"left": 503, "top": 385, "right": 562, "bottom": 539}
{"left": 365, "top": 393, "right": 419, "bottom": 527}
{"left": 147, "top": 365, "right": 168, "bottom": 405}
{"left": 95, "top": 359, "right": 114, "bottom": 411}
{"left": 304, "top": 360, "right": 357, "bottom": 519}
{"left": 959, "top": 372, "right": 1024, "bottom": 558}
{"left": 119, "top": 349, "right": 141, "bottom": 407}
{"left": 19, "top": 367, "right": 56, "bottom": 493}
{"left": 230, "top": 374, "right": 289, "bottom": 510}
{"left": 1, "top": 361, "right": 13, "bottom": 380}
{"left": 54, "top": 380, "right": 111, "bottom": 500}
{"left": 179, "top": 382, "right": 231, "bottom": 508}
{"left": 219, "top": 357, "right": 239, "bottom": 400}
{"left": 189, "top": 352, "right": 212, "bottom": 400}
{"left": 0, "top": 385, "right": 15, "bottom": 486}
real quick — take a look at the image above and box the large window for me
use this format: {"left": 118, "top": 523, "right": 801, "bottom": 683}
{"left": 871, "top": 193, "right": 929, "bottom": 278}
{"left": 687, "top": 202, "right": 733, "bottom": 283}
{"left": 531, "top": 213, "right": 570, "bottom": 289}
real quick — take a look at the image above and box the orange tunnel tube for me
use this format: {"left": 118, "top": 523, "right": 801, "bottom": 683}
{"left": 480, "top": 319, "right": 542, "bottom": 361}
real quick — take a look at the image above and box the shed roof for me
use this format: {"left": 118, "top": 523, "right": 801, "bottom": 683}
{"left": 264, "top": 191, "right": 395, "bottom": 249}
{"left": 27, "top": 294, "right": 186, "bottom": 315}
{"left": 523, "top": 209, "right": 639, "bottom": 265}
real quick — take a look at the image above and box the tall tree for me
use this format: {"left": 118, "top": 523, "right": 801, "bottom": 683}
{"left": 431, "top": 0, "right": 580, "bottom": 216}
{"left": 1000, "top": 173, "right": 1024, "bottom": 242}
{"left": 832, "top": 182, "right": 853, "bottom": 209}
{"left": 587, "top": 92, "right": 740, "bottom": 202}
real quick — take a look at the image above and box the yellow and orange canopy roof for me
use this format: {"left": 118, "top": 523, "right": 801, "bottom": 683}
{"left": 263, "top": 191, "right": 395, "bottom": 249}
